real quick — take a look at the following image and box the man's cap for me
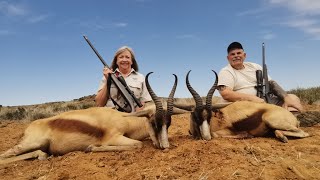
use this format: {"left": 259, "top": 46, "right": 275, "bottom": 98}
{"left": 227, "top": 42, "right": 243, "bottom": 53}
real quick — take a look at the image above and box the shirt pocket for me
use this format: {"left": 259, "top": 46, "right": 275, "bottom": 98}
{"left": 110, "top": 83, "right": 124, "bottom": 99}
{"left": 128, "top": 81, "right": 142, "bottom": 98}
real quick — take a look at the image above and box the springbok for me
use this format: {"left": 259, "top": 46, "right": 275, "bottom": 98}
{"left": 174, "top": 70, "right": 310, "bottom": 143}
{"left": 0, "top": 72, "right": 186, "bottom": 165}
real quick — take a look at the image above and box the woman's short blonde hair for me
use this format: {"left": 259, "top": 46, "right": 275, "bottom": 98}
{"left": 110, "top": 46, "right": 139, "bottom": 71}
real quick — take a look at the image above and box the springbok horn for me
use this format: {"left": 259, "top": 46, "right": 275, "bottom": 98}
{"left": 205, "top": 70, "right": 218, "bottom": 111}
{"left": 186, "top": 70, "right": 203, "bottom": 110}
{"left": 166, "top": 74, "right": 178, "bottom": 119}
{"left": 145, "top": 72, "right": 164, "bottom": 122}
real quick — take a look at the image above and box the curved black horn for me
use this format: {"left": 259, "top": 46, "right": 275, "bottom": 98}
{"left": 205, "top": 70, "right": 218, "bottom": 110}
{"left": 146, "top": 72, "right": 164, "bottom": 119}
{"left": 166, "top": 74, "right": 178, "bottom": 118}
{"left": 186, "top": 70, "right": 203, "bottom": 109}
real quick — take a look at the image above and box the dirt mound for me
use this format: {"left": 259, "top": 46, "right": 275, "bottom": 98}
{"left": 0, "top": 112, "right": 320, "bottom": 179}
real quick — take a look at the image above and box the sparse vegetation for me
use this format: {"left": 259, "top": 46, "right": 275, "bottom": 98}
{"left": 0, "top": 107, "right": 27, "bottom": 120}
{"left": 288, "top": 86, "right": 320, "bottom": 105}
{"left": 0, "top": 95, "right": 96, "bottom": 121}
{"left": 0, "top": 87, "right": 319, "bottom": 121}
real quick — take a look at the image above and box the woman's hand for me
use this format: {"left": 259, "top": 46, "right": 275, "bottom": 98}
{"left": 135, "top": 102, "right": 145, "bottom": 112}
{"left": 103, "top": 67, "right": 113, "bottom": 79}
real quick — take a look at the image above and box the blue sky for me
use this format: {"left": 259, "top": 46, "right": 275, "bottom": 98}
{"left": 0, "top": 0, "right": 319, "bottom": 106}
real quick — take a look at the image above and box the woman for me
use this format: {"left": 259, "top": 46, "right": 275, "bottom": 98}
{"left": 95, "top": 46, "right": 151, "bottom": 112}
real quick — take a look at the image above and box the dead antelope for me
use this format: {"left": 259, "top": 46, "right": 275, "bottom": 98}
{"left": 174, "top": 70, "right": 310, "bottom": 143}
{"left": 0, "top": 72, "right": 186, "bottom": 165}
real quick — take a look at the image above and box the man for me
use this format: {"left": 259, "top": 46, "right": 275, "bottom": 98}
{"left": 217, "top": 41, "right": 303, "bottom": 112}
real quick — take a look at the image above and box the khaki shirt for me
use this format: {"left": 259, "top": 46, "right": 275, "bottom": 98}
{"left": 97, "top": 68, "right": 152, "bottom": 109}
{"left": 218, "top": 62, "right": 272, "bottom": 101}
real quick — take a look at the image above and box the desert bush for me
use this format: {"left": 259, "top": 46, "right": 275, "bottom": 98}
{"left": 0, "top": 98, "right": 95, "bottom": 121}
{"left": 66, "top": 103, "right": 78, "bottom": 110}
{"left": 79, "top": 101, "right": 95, "bottom": 109}
{"left": 1, "top": 87, "right": 318, "bottom": 121}
{"left": 0, "top": 107, "right": 26, "bottom": 120}
{"left": 28, "top": 112, "right": 55, "bottom": 120}
{"left": 288, "top": 86, "right": 320, "bottom": 104}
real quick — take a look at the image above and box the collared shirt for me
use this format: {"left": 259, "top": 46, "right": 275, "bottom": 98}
{"left": 97, "top": 68, "right": 152, "bottom": 109}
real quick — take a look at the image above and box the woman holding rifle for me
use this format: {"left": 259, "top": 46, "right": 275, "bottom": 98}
{"left": 95, "top": 46, "right": 151, "bottom": 112}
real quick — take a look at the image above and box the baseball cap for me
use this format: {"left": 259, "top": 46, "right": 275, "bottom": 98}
{"left": 227, "top": 42, "right": 243, "bottom": 53}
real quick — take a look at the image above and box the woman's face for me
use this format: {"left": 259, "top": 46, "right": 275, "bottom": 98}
{"left": 116, "top": 49, "right": 133, "bottom": 71}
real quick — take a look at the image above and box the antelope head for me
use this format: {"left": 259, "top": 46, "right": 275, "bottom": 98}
{"left": 127, "top": 72, "right": 186, "bottom": 149}
{"left": 174, "top": 70, "right": 228, "bottom": 140}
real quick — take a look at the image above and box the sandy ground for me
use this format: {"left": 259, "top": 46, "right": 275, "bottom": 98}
{"left": 0, "top": 110, "right": 319, "bottom": 180}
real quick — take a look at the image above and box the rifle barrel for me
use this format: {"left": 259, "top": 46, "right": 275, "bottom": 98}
{"left": 83, "top": 35, "right": 109, "bottom": 68}
{"left": 262, "top": 43, "right": 265, "bottom": 65}
{"left": 262, "top": 42, "right": 270, "bottom": 103}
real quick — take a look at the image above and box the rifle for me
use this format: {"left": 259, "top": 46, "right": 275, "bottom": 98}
{"left": 255, "top": 43, "right": 271, "bottom": 103}
{"left": 83, "top": 35, "right": 142, "bottom": 112}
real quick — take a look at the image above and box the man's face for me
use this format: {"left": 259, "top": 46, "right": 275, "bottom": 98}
{"left": 227, "top": 49, "right": 246, "bottom": 70}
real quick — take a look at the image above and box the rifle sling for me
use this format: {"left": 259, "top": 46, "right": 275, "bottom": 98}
{"left": 269, "top": 80, "right": 287, "bottom": 100}
{"left": 107, "top": 76, "right": 129, "bottom": 112}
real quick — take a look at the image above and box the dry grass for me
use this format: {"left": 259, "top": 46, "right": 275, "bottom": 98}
{"left": 0, "top": 86, "right": 319, "bottom": 121}
{"left": 0, "top": 95, "right": 95, "bottom": 121}
{"left": 288, "top": 86, "right": 320, "bottom": 105}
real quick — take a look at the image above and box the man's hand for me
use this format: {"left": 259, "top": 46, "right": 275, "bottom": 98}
{"left": 219, "top": 85, "right": 265, "bottom": 103}
{"left": 283, "top": 95, "right": 303, "bottom": 112}
{"left": 248, "top": 96, "right": 265, "bottom": 103}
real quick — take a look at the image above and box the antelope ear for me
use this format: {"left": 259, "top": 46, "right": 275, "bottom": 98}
{"left": 173, "top": 103, "right": 195, "bottom": 111}
{"left": 172, "top": 107, "right": 190, "bottom": 114}
{"left": 124, "top": 109, "right": 154, "bottom": 117}
{"left": 211, "top": 102, "right": 232, "bottom": 110}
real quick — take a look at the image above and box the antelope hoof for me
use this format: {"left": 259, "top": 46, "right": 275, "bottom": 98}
{"left": 275, "top": 130, "right": 289, "bottom": 143}
{"left": 162, "top": 148, "right": 170, "bottom": 153}
{"left": 38, "top": 152, "right": 48, "bottom": 160}
{"left": 153, "top": 142, "right": 161, "bottom": 149}
{"left": 85, "top": 145, "right": 94, "bottom": 153}
{"left": 280, "top": 136, "right": 289, "bottom": 143}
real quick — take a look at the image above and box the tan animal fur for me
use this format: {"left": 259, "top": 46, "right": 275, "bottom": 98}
{"left": 178, "top": 70, "right": 310, "bottom": 143}
{"left": 0, "top": 72, "right": 185, "bottom": 165}
{"left": 0, "top": 106, "right": 170, "bottom": 165}
{"left": 210, "top": 101, "right": 310, "bottom": 142}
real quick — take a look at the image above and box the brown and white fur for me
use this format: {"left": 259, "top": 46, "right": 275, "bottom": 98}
{"left": 211, "top": 101, "right": 309, "bottom": 142}
{"left": 0, "top": 72, "right": 186, "bottom": 164}
{"left": 175, "top": 70, "right": 310, "bottom": 143}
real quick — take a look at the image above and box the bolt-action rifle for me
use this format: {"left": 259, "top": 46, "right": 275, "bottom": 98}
{"left": 255, "top": 43, "right": 271, "bottom": 103}
{"left": 83, "top": 35, "right": 142, "bottom": 112}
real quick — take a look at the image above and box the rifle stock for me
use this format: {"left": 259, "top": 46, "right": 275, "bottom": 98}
{"left": 117, "top": 76, "right": 143, "bottom": 107}
{"left": 83, "top": 35, "right": 137, "bottom": 112}
{"left": 256, "top": 70, "right": 263, "bottom": 98}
